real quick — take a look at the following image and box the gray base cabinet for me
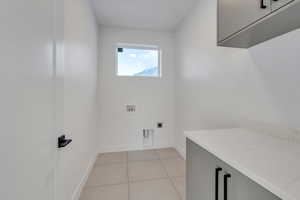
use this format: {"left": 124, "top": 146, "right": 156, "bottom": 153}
{"left": 186, "top": 139, "right": 281, "bottom": 200}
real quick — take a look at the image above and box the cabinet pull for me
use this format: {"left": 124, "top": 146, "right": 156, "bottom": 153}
{"left": 260, "top": 0, "right": 267, "bottom": 9}
{"left": 215, "top": 167, "right": 222, "bottom": 200}
{"left": 224, "top": 173, "right": 231, "bottom": 200}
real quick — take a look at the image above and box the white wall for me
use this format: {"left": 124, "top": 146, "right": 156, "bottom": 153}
{"left": 98, "top": 26, "right": 175, "bottom": 153}
{"left": 174, "top": 0, "right": 300, "bottom": 156}
{"left": 58, "top": 0, "right": 99, "bottom": 199}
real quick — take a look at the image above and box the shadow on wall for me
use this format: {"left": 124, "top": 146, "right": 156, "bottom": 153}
{"left": 174, "top": 0, "right": 300, "bottom": 152}
{"left": 249, "top": 28, "right": 300, "bottom": 131}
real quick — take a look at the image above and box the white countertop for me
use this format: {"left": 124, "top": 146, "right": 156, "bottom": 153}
{"left": 185, "top": 128, "right": 300, "bottom": 200}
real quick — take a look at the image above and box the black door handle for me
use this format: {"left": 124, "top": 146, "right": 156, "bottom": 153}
{"left": 58, "top": 135, "right": 72, "bottom": 148}
{"left": 224, "top": 173, "right": 231, "bottom": 200}
{"left": 261, "top": 0, "right": 267, "bottom": 9}
{"left": 215, "top": 167, "right": 222, "bottom": 200}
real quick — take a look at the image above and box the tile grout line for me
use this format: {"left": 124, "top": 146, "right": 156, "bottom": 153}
{"left": 127, "top": 151, "right": 172, "bottom": 182}
{"left": 129, "top": 177, "right": 171, "bottom": 184}
{"left": 156, "top": 149, "right": 184, "bottom": 200}
{"left": 93, "top": 161, "right": 127, "bottom": 166}
{"left": 85, "top": 152, "right": 129, "bottom": 189}
{"left": 85, "top": 174, "right": 184, "bottom": 190}
{"left": 86, "top": 149, "right": 184, "bottom": 200}
{"left": 84, "top": 182, "right": 128, "bottom": 189}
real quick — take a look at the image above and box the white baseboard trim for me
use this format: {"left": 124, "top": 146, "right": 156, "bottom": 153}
{"left": 175, "top": 145, "right": 186, "bottom": 160}
{"left": 98, "top": 144, "right": 173, "bottom": 154}
{"left": 71, "top": 151, "right": 97, "bottom": 200}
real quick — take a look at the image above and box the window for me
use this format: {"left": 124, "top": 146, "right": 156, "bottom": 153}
{"left": 116, "top": 45, "right": 161, "bottom": 77}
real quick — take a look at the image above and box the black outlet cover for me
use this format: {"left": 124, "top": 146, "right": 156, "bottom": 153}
{"left": 157, "top": 122, "right": 163, "bottom": 128}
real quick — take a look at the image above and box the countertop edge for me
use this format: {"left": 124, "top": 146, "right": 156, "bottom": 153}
{"left": 185, "top": 130, "right": 297, "bottom": 200}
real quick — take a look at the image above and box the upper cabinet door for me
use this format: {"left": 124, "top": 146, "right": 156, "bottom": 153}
{"left": 271, "top": 0, "right": 294, "bottom": 11}
{"left": 218, "top": 0, "right": 272, "bottom": 41}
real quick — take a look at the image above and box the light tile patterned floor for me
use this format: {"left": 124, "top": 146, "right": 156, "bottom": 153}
{"left": 80, "top": 148, "right": 186, "bottom": 200}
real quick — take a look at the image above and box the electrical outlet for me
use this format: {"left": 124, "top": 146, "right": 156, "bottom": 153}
{"left": 126, "top": 105, "right": 136, "bottom": 112}
{"left": 157, "top": 122, "right": 163, "bottom": 128}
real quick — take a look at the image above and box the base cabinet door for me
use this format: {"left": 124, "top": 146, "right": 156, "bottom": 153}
{"left": 187, "top": 140, "right": 216, "bottom": 200}
{"left": 214, "top": 157, "right": 281, "bottom": 200}
{"left": 187, "top": 139, "right": 282, "bottom": 200}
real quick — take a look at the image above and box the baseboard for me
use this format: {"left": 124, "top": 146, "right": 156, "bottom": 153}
{"left": 71, "top": 151, "right": 97, "bottom": 200}
{"left": 175, "top": 145, "right": 186, "bottom": 160}
{"left": 98, "top": 144, "right": 173, "bottom": 154}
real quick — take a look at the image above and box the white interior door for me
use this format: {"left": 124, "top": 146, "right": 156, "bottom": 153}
{"left": 0, "top": 0, "right": 60, "bottom": 199}
{"left": 53, "top": 1, "right": 68, "bottom": 200}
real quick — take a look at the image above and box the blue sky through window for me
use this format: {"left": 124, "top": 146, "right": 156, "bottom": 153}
{"left": 117, "top": 47, "right": 159, "bottom": 77}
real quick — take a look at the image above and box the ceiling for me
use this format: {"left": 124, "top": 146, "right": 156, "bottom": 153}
{"left": 90, "top": 0, "right": 198, "bottom": 31}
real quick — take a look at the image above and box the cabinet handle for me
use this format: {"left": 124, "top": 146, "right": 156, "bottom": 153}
{"left": 215, "top": 167, "right": 222, "bottom": 200}
{"left": 224, "top": 173, "right": 231, "bottom": 200}
{"left": 260, "top": 0, "right": 267, "bottom": 9}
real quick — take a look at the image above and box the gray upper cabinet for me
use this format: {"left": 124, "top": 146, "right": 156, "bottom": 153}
{"left": 217, "top": 0, "right": 299, "bottom": 48}
{"left": 218, "top": 0, "right": 271, "bottom": 42}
